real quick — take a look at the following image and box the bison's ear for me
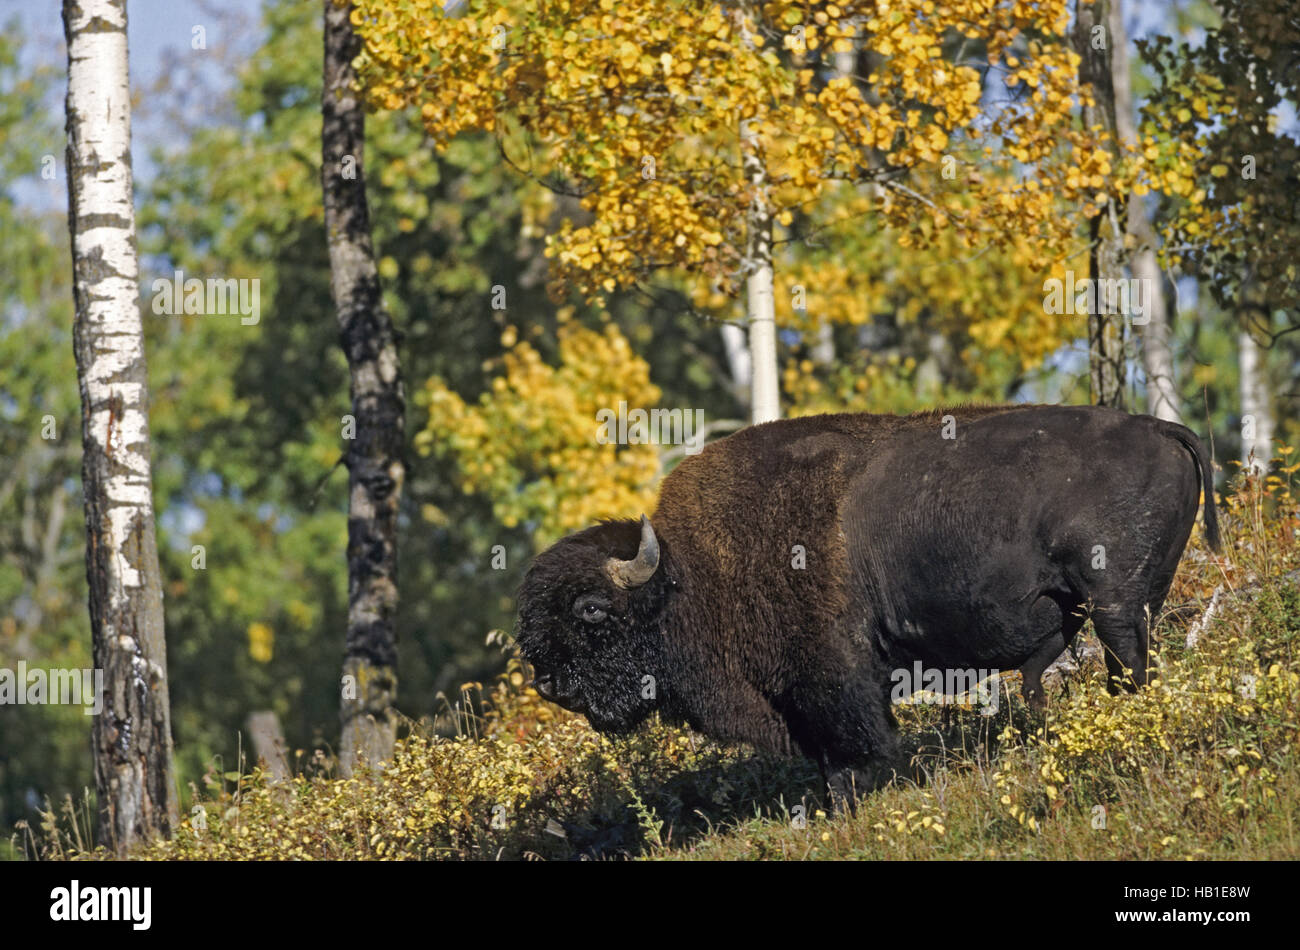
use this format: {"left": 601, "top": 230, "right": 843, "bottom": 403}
{"left": 606, "top": 515, "right": 660, "bottom": 589}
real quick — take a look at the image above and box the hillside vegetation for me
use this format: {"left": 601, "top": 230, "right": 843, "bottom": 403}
{"left": 21, "top": 470, "right": 1300, "bottom": 861}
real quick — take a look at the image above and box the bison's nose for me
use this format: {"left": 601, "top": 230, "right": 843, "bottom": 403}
{"left": 532, "top": 673, "right": 585, "bottom": 712}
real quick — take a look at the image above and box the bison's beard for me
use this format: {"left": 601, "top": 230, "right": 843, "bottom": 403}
{"left": 548, "top": 683, "right": 652, "bottom": 734}
{"left": 582, "top": 704, "right": 644, "bottom": 736}
{"left": 530, "top": 667, "right": 652, "bottom": 734}
{"left": 567, "top": 684, "right": 657, "bottom": 736}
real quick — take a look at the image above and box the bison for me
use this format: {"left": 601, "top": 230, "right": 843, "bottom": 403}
{"left": 516, "top": 404, "right": 1219, "bottom": 805}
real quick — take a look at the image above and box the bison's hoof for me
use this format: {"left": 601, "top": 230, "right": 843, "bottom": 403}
{"left": 826, "top": 763, "right": 896, "bottom": 814}
{"left": 1025, "top": 689, "right": 1047, "bottom": 716}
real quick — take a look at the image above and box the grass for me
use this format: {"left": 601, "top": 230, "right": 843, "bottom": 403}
{"left": 14, "top": 467, "right": 1300, "bottom": 861}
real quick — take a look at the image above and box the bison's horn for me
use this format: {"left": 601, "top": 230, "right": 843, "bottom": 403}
{"left": 606, "top": 515, "right": 660, "bottom": 589}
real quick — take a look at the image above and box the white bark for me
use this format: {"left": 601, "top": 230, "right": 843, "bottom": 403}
{"left": 810, "top": 322, "right": 836, "bottom": 367}
{"left": 744, "top": 228, "right": 779, "bottom": 424}
{"left": 807, "top": 38, "right": 857, "bottom": 371}
{"left": 1109, "top": 0, "right": 1180, "bottom": 422}
{"left": 67, "top": 5, "right": 146, "bottom": 526}
{"left": 833, "top": 41, "right": 856, "bottom": 80}
{"left": 1131, "top": 231, "right": 1179, "bottom": 421}
{"left": 736, "top": 7, "right": 779, "bottom": 424}
{"left": 1239, "top": 329, "right": 1273, "bottom": 474}
{"left": 720, "top": 322, "right": 752, "bottom": 406}
{"left": 64, "top": 0, "right": 177, "bottom": 852}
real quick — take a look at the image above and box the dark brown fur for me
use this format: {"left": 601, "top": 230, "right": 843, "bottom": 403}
{"left": 516, "top": 404, "right": 1218, "bottom": 806}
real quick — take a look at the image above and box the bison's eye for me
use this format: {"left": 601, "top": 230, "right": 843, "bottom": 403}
{"left": 573, "top": 595, "right": 610, "bottom": 624}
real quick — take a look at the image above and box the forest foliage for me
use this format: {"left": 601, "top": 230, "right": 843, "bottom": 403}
{"left": 1, "top": 0, "right": 1298, "bottom": 856}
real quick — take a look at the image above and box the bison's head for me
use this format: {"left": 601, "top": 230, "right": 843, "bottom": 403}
{"left": 516, "top": 515, "right": 670, "bottom": 734}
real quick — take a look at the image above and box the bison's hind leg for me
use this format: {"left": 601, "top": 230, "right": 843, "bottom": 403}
{"left": 1092, "top": 605, "right": 1153, "bottom": 695}
{"left": 1087, "top": 495, "right": 1188, "bottom": 696}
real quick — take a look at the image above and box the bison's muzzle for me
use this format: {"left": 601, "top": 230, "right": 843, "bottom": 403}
{"left": 531, "top": 672, "right": 586, "bottom": 714}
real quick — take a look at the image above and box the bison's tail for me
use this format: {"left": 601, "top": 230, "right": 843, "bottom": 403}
{"left": 1162, "top": 421, "right": 1221, "bottom": 553}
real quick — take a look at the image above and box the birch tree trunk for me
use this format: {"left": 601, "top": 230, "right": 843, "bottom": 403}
{"left": 1238, "top": 327, "right": 1273, "bottom": 475}
{"left": 1073, "top": 0, "right": 1127, "bottom": 409}
{"left": 63, "top": 0, "right": 178, "bottom": 854}
{"left": 742, "top": 188, "right": 779, "bottom": 424}
{"left": 323, "top": 0, "right": 406, "bottom": 775}
{"left": 736, "top": 7, "right": 779, "bottom": 424}
{"left": 1129, "top": 216, "right": 1178, "bottom": 419}
{"left": 1108, "top": 0, "right": 1180, "bottom": 422}
{"left": 720, "top": 322, "right": 753, "bottom": 409}
{"left": 807, "top": 38, "right": 860, "bottom": 371}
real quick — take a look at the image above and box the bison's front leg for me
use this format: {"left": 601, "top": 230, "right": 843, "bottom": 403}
{"left": 823, "top": 758, "right": 898, "bottom": 815}
{"left": 1019, "top": 634, "right": 1067, "bottom": 714}
{"left": 784, "top": 665, "right": 901, "bottom": 814}
{"left": 1017, "top": 597, "right": 1088, "bottom": 714}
